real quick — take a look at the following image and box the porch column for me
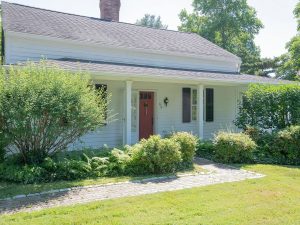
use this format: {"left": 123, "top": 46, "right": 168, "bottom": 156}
{"left": 125, "top": 81, "right": 132, "bottom": 145}
{"left": 197, "top": 84, "right": 204, "bottom": 139}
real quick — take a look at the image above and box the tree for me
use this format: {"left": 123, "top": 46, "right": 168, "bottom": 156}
{"left": 0, "top": 4, "right": 2, "bottom": 65}
{"left": 178, "top": 0, "right": 263, "bottom": 75}
{"left": 136, "top": 14, "right": 168, "bottom": 29}
{"left": 0, "top": 62, "right": 108, "bottom": 164}
{"left": 275, "top": 1, "right": 300, "bottom": 80}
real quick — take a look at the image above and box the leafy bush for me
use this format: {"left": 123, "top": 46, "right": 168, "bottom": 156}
{"left": 236, "top": 84, "right": 300, "bottom": 130}
{"left": 108, "top": 148, "right": 131, "bottom": 176}
{"left": 213, "top": 132, "right": 256, "bottom": 163}
{"left": 128, "top": 135, "right": 182, "bottom": 174}
{"left": 0, "top": 138, "right": 7, "bottom": 162}
{"left": 0, "top": 62, "right": 108, "bottom": 164}
{"left": 0, "top": 163, "right": 47, "bottom": 184}
{"left": 196, "top": 140, "right": 214, "bottom": 160}
{"left": 170, "top": 132, "right": 197, "bottom": 164}
{"left": 271, "top": 126, "right": 300, "bottom": 165}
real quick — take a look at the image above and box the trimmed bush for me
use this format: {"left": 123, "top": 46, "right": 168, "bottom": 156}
{"left": 213, "top": 132, "right": 256, "bottom": 163}
{"left": 0, "top": 62, "right": 108, "bottom": 164}
{"left": 236, "top": 84, "right": 300, "bottom": 130}
{"left": 272, "top": 126, "right": 300, "bottom": 165}
{"left": 128, "top": 135, "right": 182, "bottom": 174}
{"left": 170, "top": 132, "right": 197, "bottom": 164}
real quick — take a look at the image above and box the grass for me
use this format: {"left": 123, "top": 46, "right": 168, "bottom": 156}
{"left": 1, "top": 164, "right": 299, "bottom": 225}
{"left": 0, "top": 163, "right": 205, "bottom": 199}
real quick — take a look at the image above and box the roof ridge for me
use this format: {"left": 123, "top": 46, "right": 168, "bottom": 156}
{"left": 1, "top": 1, "right": 193, "bottom": 35}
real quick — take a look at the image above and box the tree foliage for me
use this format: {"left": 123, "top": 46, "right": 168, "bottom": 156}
{"left": 178, "top": 0, "right": 263, "bottom": 75}
{"left": 274, "top": 1, "right": 300, "bottom": 80}
{"left": 136, "top": 14, "right": 168, "bottom": 29}
{"left": 0, "top": 62, "right": 108, "bottom": 164}
{"left": 235, "top": 84, "right": 300, "bottom": 130}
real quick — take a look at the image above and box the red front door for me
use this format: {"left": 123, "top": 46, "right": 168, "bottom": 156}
{"left": 139, "top": 92, "right": 154, "bottom": 140}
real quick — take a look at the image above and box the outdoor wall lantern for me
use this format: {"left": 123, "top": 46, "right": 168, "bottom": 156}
{"left": 164, "top": 97, "right": 169, "bottom": 107}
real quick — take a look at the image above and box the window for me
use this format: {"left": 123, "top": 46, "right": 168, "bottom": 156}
{"left": 182, "top": 88, "right": 191, "bottom": 123}
{"left": 192, "top": 89, "right": 197, "bottom": 121}
{"left": 131, "top": 92, "right": 138, "bottom": 132}
{"left": 205, "top": 88, "right": 214, "bottom": 122}
{"left": 95, "top": 84, "right": 108, "bottom": 121}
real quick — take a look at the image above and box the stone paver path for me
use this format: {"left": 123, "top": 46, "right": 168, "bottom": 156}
{"left": 0, "top": 158, "right": 264, "bottom": 214}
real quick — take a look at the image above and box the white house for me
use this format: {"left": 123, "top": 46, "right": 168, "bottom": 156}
{"left": 1, "top": 1, "right": 290, "bottom": 149}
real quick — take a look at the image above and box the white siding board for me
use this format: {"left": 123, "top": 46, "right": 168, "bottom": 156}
{"left": 66, "top": 82, "right": 241, "bottom": 149}
{"left": 6, "top": 33, "right": 238, "bottom": 73}
{"left": 203, "top": 86, "right": 239, "bottom": 139}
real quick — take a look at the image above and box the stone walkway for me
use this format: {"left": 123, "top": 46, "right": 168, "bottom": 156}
{"left": 0, "top": 158, "right": 264, "bottom": 215}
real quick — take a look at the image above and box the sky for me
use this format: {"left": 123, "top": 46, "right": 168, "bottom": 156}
{"left": 3, "top": 0, "right": 299, "bottom": 58}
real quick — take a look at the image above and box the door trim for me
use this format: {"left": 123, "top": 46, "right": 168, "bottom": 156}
{"left": 138, "top": 91, "right": 156, "bottom": 140}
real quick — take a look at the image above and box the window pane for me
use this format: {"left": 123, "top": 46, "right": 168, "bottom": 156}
{"left": 192, "top": 89, "right": 197, "bottom": 105}
{"left": 182, "top": 88, "right": 191, "bottom": 123}
{"left": 131, "top": 92, "right": 138, "bottom": 132}
{"left": 192, "top": 105, "right": 197, "bottom": 121}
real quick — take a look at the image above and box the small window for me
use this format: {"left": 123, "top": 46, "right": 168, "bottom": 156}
{"left": 206, "top": 88, "right": 214, "bottom": 122}
{"left": 192, "top": 89, "right": 197, "bottom": 121}
{"left": 182, "top": 88, "right": 191, "bottom": 123}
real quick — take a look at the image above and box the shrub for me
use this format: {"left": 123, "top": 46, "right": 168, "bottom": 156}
{"left": 128, "top": 135, "right": 182, "bottom": 174}
{"left": 196, "top": 140, "right": 214, "bottom": 160}
{"left": 0, "top": 163, "right": 47, "bottom": 184}
{"left": 235, "top": 84, "right": 300, "bottom": 130}
{"left": 272, "top": 126, "right": 300, "bottom": 165}
{"left": 213, "top": 132, "right": 256, "bottom": 163}
{"left": 108, "top": 148, "right": 131, "bottom": 176}
{"left": 0, "top": 62, "right": 108, "bottom": 164}
{"left": 0, "top": 139, "right": 7, "bottom": 162}
{"left": 170, "top": 132, "right": 197, "bottom": 164}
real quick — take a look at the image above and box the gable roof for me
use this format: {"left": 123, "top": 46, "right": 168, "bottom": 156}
{"left": 1, "top": 1, "right": 240, "bottom": 62}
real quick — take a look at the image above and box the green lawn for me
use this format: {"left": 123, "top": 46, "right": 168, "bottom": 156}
{"left": 1, "top": 164, "right": 300, "bottom": 225}
{"left": 0, "top": 164, "right": 205, "bottom": 199}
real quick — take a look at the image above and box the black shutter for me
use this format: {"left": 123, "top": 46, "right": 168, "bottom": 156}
{"left": 206, "top": 88, "right": 214, "bottom": 122}
{"left": 95, "top": 84, "right": 108, "bottom": 121}
{"left": 182, "top": 88, "right": 191, "bottom": 123}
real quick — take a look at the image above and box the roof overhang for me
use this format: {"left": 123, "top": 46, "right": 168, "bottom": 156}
{"left": 4, "top": 59, "right": 295, "bottom": 86}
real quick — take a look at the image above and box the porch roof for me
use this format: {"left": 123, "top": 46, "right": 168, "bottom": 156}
{"left": 26, "top": 59, "right": 294, "bottom": 85}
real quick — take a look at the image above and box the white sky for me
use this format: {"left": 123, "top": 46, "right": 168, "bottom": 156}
{"left": 3, "top": 0, "right": 299, "bottom": 58}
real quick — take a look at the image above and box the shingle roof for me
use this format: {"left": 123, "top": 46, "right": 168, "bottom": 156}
{"left": 1, "top": 1, "right": 240, "bottom": 61}
{"left": 26, "top": 58, "right": 293, "bottom": 85}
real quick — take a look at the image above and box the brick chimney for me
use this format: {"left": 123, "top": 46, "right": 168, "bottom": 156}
{"left": 100, "top": 0, "right": 121, "bottom": 22}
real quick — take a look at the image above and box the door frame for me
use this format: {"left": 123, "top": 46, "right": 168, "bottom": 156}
{"left": 135, "top": 89, "right": 157, "bottom": 140}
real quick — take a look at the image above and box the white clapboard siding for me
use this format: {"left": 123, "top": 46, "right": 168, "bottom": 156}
{"left": 69, "top": 81, "right": 239, "bottom": 149}
{"left": 203, "top": 86, "right": 239, "bottom": 139}
{"left": 5, "top": 32, "right": 239, "bottom": 73}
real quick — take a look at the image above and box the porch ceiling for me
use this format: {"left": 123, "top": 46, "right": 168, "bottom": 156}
{"left": 16, "top": 58, "right": 295, "bottom": 85}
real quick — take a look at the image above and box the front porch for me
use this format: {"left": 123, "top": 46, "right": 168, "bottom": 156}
{"left": 74, "top": 79, "right": 243, "bottom": 149}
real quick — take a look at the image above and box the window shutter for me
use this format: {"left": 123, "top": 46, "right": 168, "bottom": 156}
{"left": 95, "top": 84, "right": 108, "bottom": 121}
{"left": 206, "top": 88, "right": 214, "bottom": 122}
{"left": 182, "top": 88, "right": 191, "bottom": 123}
